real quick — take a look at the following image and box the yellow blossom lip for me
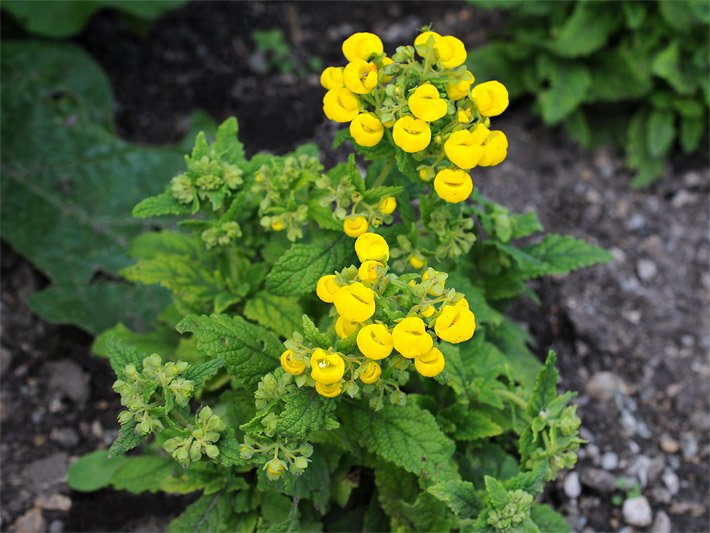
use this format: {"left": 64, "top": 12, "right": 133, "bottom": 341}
{"left": 280, "top": 349, "right": 305, "bottom": 375}
{"left": 310, "top": 348, "right": 345, "bottom": 385}
{"left": 444, "top": 129, "right": 484, "bottom": 169}
{"left": 343, "top": 216, "right": 369, "bottom": 237}
{"left": 393, "top": 116, "right": 431, "bottom": 153}
{"left": 378, "top": 196, "right": 397, "bottom": 215}
{"left": 434, "top": 168, "right": 473, "bottom": 204}
{"left": 323, "top": 87, "right": 360, "bottom": 123}
{"left": 344, "top": 60, "right": 378, "bottom": 95}
{"left": 392, "top": 316, "right": 433, "bottom": 358}
{"left": 358, "top": 260, "right": 383, "bottom": 283}
{"left": 350, "top": 112, "right": 384, "bottom": 147}
{"left": 434, "top": 304, "right": 476, "bottom": 343}
{"left": 320, "top": 66, "right": 344, "bottom": 90}
{"left": 359, "top": 361, "right": 382, "bottom": 384}
{"left": 446, "top": 71, "right": 475, "bottom": 101}
{"left": 333, "top": 282, "right": 376, "bottom": 322}
{"left": 316, "top": 274, "right": 341, "bottom": 303}
{"left": 414, "top": 347, "right": 446, "bottom": 377}
{"left": 409, "top": 254, "right": 425, "bottom": 269}
{"left": 342, "top": 32, "right": 384, "bottom": 62}
{"left": 355, "top": 232, "right": 389, "bottom": 263}
{"left": 414, "top": 31, "right": 441, "bottom": 56}
{"left": 335, "top": 315, "right": 360, "bottom": 339}
{"left": 408, "top": 83, "right": 448, "bottom": 122}
{"left": 316, "top": 381, "right": 343, "bottom": 398}
{"left": 478, "top": 130, "right": 508, "bottom": 167}
{"left": 470, "top": 80, "right": 509, "bottom": 117}
{"left": 357, "top": 323, "right": 394, "bottom": 360}
{"left": 435, "top": 35, "right": 467, "bottom": 69}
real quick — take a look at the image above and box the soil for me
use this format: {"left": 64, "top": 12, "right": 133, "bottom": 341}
{"left": 2, "top": 1, "right": 708, "bottom": 532}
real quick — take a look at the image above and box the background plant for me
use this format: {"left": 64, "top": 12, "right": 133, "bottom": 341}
{"left": 469, "top": 0, "right": 709, "bottom": 188}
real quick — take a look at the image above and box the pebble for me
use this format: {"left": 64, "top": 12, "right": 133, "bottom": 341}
{"left": 580, "top": 468, "right": 617, "bottom": 494}
{"left": 586, "top": 371, "right": 620, "bottom": 401}
{"left": 35, "top": 493, "right": 72, "bottom": 512}
{"left": 627, "top": 213, "right": 646, "bottom": 230}
{"left": 662, "top": 468, "right": 680, "bottom": 495}
{"left": 24, "top": 453, "right": 69, "bottom": 491}
{"left": 636, "top": 259, "right": 658, "bottom": 281}
{"left": 651, "top": 510, "right": 672, "bottom": 533}
{"left": 622, "top": 496, "right": 653, "bottom": 527}
{"left": 10, "top": 507, "right": 45, "bottom": 533}
{"left": 50, "top": 428, "right": 79, "bottom": 448}
{"left": 680, "top": 432, "right": 699, "bottom": 459}
{"left": 671, "top": 190, "right": 697, "bottom": 208}
{"left": 660, "top": 434, "right": 680, "bottom": 454}
{"left": 48, "top": 521, "right": 64, "bottom": 533}
{"left": 47, "top": 360, "right": 90, "bottom": 406}
{"left": 601, "top": 452, "right": 619, "bottom": 470}
{"left": 564, "top": 471, "right": 582, "bottom": 498}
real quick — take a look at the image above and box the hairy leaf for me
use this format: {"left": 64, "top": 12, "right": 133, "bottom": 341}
{"left": 274, "top": 388, "right": 338, "bottom": 440}
{"left": 527, "top": 351, "right": 559, "bottom": 417}
{"left": 427, "top": 480, "right": 480, "bottom": 518}
{"left": 244, "top": 291, "right": 303, "bottom": 339}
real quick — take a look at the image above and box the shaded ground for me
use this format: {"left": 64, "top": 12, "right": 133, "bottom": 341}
{"left": 2, "top": 1, "right": 708, "bottom": 531}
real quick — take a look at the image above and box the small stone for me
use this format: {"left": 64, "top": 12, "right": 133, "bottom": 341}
{"left": 564, "top": 471, "right": 582, "bottom": 498}
{"left": 35, "top": 493, "right": 72, "bottom": 512}
{"left": 91, "top": 420, "right": 103, "bottom": 439}
{"left": 627, "top": 213, "right": 646, "bottom": 230}
{"left": 24, "top": 453, "right": 69, "bottom": 491}
{"left": 662, "top": 468, "right": 680, "bottom": 495}
{"left": 651, "top": 510, "right": 672, "bottom": 533}
{"left": 660, "top": 434, "right": 680, "bottom": 454}
{"left": 622, "top": 496, "right": 653, "bottom": 527}
{"left": 32, "top": 434, "right": 47, "bottom": 447}
{"left": 48, "top": 521, "right": 64, "bottom": 533}
{"left": 10, "top": 507, "right": 45, "bottom": 533}
{"left": 48, "top": 397, "right": 63, "bottom": 414}
{"left": 580, "top": 468, "right": 617, "bottom": 494}
{"left": 50, "top": 428, "right": 79, "bottom": 448}
{"left": 636, "top": 259, "right": 658, "bottom": 281}
{"left": 47, "top": 360, "right": 90, "bottom": 406}
{"left": 671, "top": 189, "right": 697, "bottom": 208}
{"left": 586, "top": 371, "right": 620, "bottom": 401}
{"left": 601, "top": 452, "right": 619, "bottom": 470}
{"left": 680, "top": 432, "right": 699, "bottom": 458}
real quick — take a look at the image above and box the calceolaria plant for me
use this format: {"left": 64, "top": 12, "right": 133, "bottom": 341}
{"left": 69, "top": 29, "right": 611, "bottom": 532}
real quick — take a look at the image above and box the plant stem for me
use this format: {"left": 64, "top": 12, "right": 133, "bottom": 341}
{"left": 372, "top": 157, "right": 394, "bottom": 188}
{"left": 494, "top": 388, "right": 528, "bottom": 411}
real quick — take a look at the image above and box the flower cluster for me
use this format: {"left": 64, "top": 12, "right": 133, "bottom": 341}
{"left": 321, "top": 30, "right": 509, "bottom": 204}
{"left": 279, "top": 232, "right": 476, "bottom": 402}
{"left": 163, "top": 406, "right": 225, "bottom": 467}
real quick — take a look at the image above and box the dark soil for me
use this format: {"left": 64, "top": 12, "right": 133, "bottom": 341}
{"left": 2, "top": 1, "right": 708, "bottom": 532}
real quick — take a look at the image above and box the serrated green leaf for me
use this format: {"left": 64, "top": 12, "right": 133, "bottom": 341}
{"left": 111, "top": 455, "right": 177, "bottom": 494}
{"left": 537, "top": 56, "right": 592, "bottom": 124}
{"left": 588, "top": 48, "right": 653, "bottom": 102}
{"left": 530, "top": 503, "right": 571, "bottom": 533}
{"left": 265, "top": 235, "right": 353, "bottom": 296}
{"left": 427, "top": 479, "right": 480, "bottom": 518}
{"left": 453, "top": 410, "right": 504, "bottom": 441}
{"left": 679, "top": 115, "right": 705, "bottom": 154}
{"left": 651, "top": 41, "right": 697, "bottom": 96}
{"left": 184, "top": 357, "right": 225, "bottom": 390}
{"left": 67, "top": 450, "right": 128, "bottom": 492}
{"left": 132, "top": 190, "right": 194, "bottom": 218}
{"left": 103, "top": 336, "right": 145, "bottom": 378}
{"left": 547, "top": 3, "right": 622, "bottom": 58}
{"left": 505, "top": 463, "right": 547, "bottom": 496}
{"left": 302, "top": 315, "right": 333, "bottom": 348}
{"left": 527, "top": 351, "right": 559, "bottom": 417}
{"left": 243, "top": 291, "right": 303, "bottom": 338}
{"left": 435, "top": 343, "right": 469, "bottom": 397}
{"left": 216, "top": 431, "right": 251, "bottom": 468}
{"left": 647, "top": 110, "right": 676, "bottom": 158}
{"left": 484, "top": 476, "right": 509, "bottom": 509}
{"left": 342, "top": 402, "right": 457, "bottom": 482}
{"left": 108, "top": 421, "right": 143, "bottom": 457}
{"left": 214, "top": 116, "right": 246, "bottom": 166}
{"left": 168, "top": 492, "right": 236, "bottom": 533}
{"left": 177, "top": 314, "right": 281, "bottom": 389}
{"left": 275, "top": 388, "right": 338, "bottom": 440}
{"left": 92, "top": 322, "right": 179, "bottom": 359}
{"left": 520, "top": 234, "right": 612, "bottom": 277}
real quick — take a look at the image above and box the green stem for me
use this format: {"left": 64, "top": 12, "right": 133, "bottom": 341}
{"left": 372, "top": 157, "right": 395, "bottom": 188}
{"left": 171, "top": 409, "right": 192, "bottom": 428}
{"left": 494, "top": 389, "right": 529, "bottom": 411}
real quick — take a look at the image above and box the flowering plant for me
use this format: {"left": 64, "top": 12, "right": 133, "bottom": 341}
{"left": 68, "top": 29, "right": 610, "bottom": 532}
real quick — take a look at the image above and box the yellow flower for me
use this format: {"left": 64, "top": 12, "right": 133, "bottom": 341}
{"left": 343, "top": 216, "right": 369, "bottom": 237}
{"left": 418, "top": 166, "right": 435, "bottom": 182}
{"left": 409, "top": 254, "right": 425, "bottom": 269}
{"left": 435, "top": 35, "right": 467, "bottom": 69}
{"left": 456, "top": 108, "right": 472, "bottom": 124}
{"left": 380, "top": 56, "right": 395, "bottom": 83}
{"left": 434, "top": 168, "right": 473, "bottom": 204}
{"left": 333, "top": 282, "right": 376, "bottom": 322}
{"left": 280, "top": 349, "right": 305, "bottom": 375}
{"left": 310, "top": 348, "right": 345, "bottom": 384}
{"left": 355, "top": 232, "right": 389, "bottom": 263}
{"left": 470, "top": 80, "right": 509, "bottom": 117}
{"left": 446, "top": 71, "right": 475, "bottom": 101}
{"left": 335, "top": 315, "right": 360, "bottom": 339}
{"left": 266, "top": 458, "right": 286, "bottom": 477}
{"left": 414, "top": 347, "right": 446, "bottom": 377}
{"left": 358, "top": 260, "right": 384, "bottom": 283}
{"left": 316, "top": 274, "right": 341, "bottom": 303}
{"left": 421, "top": 305, "right": 436, "bottom": 318}
{"left": 478, "top": 130, "right": 508, "bottom": 167}
{"left": 342, "top": 32, "right": 384, "bottom": 62}
{"left": 271, "top": 219, "right": 286, "bottom": 231}
{"left": 357, "top": 323, "right": 394, "bottom": 360}
{"left": 414, "top": 31, "right": 441, "bottom": 56}
{"left": 359, "top": 361, "right": 382, "bottom": 384}
{"left": 392, "top": 316, "right": 433, "bottom": 358}
{"left": 378, "top": 196, "right": 397, "bottom": 215}
{"left": 350, "top": 112, "right": 384, "bottom": 147}
{"left": 393, "top": 116, "right": 431, "bottom": 153}
{"left": 323, "top": 87, "right": 360, "bottom": 123}
{"left": 456, "top": 297, "right": 469, "bottom": 310}
{"left": 434, "top": 304, "right": 476, "bottom": 343}
{"left": 444, "top": 130, "right": 484, "bottom": 169}
{"left": 320, "top": 66, "right": 344, "bottom": 89}
{"left": 408, "top": 84, "right": 448, "bottom": 122}
{"left": 343, "top": 59, "right": 378, "bottom": 95}
{"left": 316, "top": 381, "right": 343, "bottom": 398}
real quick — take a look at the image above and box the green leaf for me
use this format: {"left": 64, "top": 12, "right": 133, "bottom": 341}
{"left": 435, "top": 344, "right": 468, "bottom": 397}
{"left": 588, "top": 49, "right": 653, "bottom": 102}
{"left": 547, "top": 3, "right": 622, "bottom": 58}
{"left": 453, "top": 409, "right": 504, "bottom": 441}
{"left": 651, "top": 42, "right": 696, "bottom": 96}
{"left": 530, "top": 503, "right": 571, "bottom": 533}
{"left": 646, "top": 110, "right": 676, "bottom": 159}
{"left": 536, "top": 56, "right": 592, "bottom": 124}
{"left": 183, "top": 357, "right": 225, "bottom": 390}
{"left": 111, "top": 455, "right": 177, "bottom": 494}
{"left": 132, "top": 190, "right": 193, "bottom": 218}
{"left": 214, "top": 116, "right": 246, "bottom": 166}
{"left": 484, "top": 476, "right": 509, "bottom": 509}
{"left": 92, "top": 322, "right": 179, "bottom": 359}
{"left": 505, "top": 463, "right": 547, "bottom": 496}
{"left": 520, "top": 234, "right": 613, "bottom": 277}
{"left": 265, "top": 235, "right": 353, "bottom": 296}
{"left": 302, "top": 314, "right": 333, "bottom": 348}
{"left": 527, "top": 351, "right": 559, "bottom": 417}
{"left": 167, "top": 492, "right": 236, "bottom": 533}
{"left": 275, "top": 388, "right": 337, "bottom": 440}
{"left": 103, "top": 336, "right": 145, "bottom": 378}
{"left": 680, "top": 115, "right": 705, "bottom": 154}
{"left": 467, "top": 43, "right": 528, "bottom": 98}
{"left": 243, "top": 291, "right": 303, "bottom": 339}
{"left": 427, "top": 480, "right": 480, "bottom": 518}
{"left": 176, "top": 314, "right": 281, "bottom": 389}
{"left": 67, "top": 450, "right": 127, "bottom": 492}
{"left": 342, "top": 402, "right": 457, "bottom": 482}
{"left": 108, "top": 421, "right": 143, "bottom": 458}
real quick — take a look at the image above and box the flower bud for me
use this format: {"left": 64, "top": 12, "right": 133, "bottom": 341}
{"left": 378, "top": 196, "right": 397, "bottom": 215}
{"left": 358, "top": 260, "right": 384, "bottom": 283}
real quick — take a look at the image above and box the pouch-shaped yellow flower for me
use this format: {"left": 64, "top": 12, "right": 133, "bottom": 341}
{"left": 478, "top": 130, "right": 508, "bottom": 167}
{"left": 393, "top": 116, "right": 431, "bottom": 153}
{"left": 444, "top": 130, "right": 484, "bottom": 169}
{"left": 414, "top": 31, "right": 441, "bottom": 56}
{"left": 320, "top": 66, "right": 344, "bottom": 89}
{"left": 408, "top": 84, "right": 448, "bottom": 122}
{"left": 354, "top": 232, "right": 390, "bottom": 263}
{"left": 446, "top": 71, "right": 475, "bottom": 101}
{"left": 335, "top": 315, "right": 360, "bottom": 339}
{"left": 421, "top": 305, "right": 436, "bottom": 318}
{"left": 342, "top": 32, "right": 384, "bottom": 62}
{"left": 435, "top": 35, "right": 467, "bottom": 69}
{"left": 392, "top": 316, "right": 434, "bottom": 358}
{"left": 316, "top": 274, "right": 341, "bottom": 303}
{"left": 359, "top": 361, "right": 382, "bottom": 384}
{"left": 434, "top": 168, "right": 473, "bottom": 204}
{"left": 310, "top": 348, "right": 345, "bottom": 384}
{"left": 470, "top": 80, "right": 509, "bottom": 117}
{"left": 323, "top": 87, "right": 360, "bottom": 123}
{"left": 344, "top": 60, "right": 378, "bottom": 95}
{"left": 271, "top": 219, "right": 286, "bottom": 231}
{"left": 350, "top": 112, "right": 384, "bottom": 147}
{"left": 280, "top": 349, "right": 306, "bottom": 375}
{"left": 414, "top": 346, "right": 446, "bottom": 377}
{"left": 409, "top": 254, "right": 425, "bottom": 269}
{"left": 358, "top": 260, "right": 384, "bottom": 283}
{"left": 333, "top": 282, "right": 376, "bottom": 322}
{"left": 343, "top": 216, "right": 369, "bottom": 237}
{"left": 435, "top": 304, "right": 476, "bottom": 343}
{"left": 378, "top": 196, "right": 397, "bottom": 215}
{"left": 357, "top": 323, "right": 394, "bottom": 360}
{"left": 316, "top": 381, "right": 343, "bottom": 398}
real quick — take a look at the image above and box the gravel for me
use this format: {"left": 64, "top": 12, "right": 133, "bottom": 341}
{"left": 622, "top": 496, "right": 653, "bottom": 527}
